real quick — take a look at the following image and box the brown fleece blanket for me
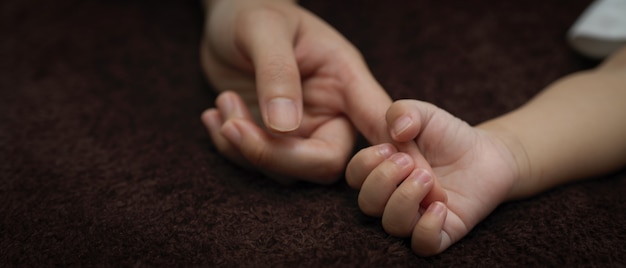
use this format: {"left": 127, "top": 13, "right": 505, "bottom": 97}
{"left": 2, "top": 0, "right": 625, "bottom": 266}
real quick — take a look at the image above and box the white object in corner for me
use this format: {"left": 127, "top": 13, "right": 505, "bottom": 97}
{"left": 568, "top": 0, "right": 626, "bottom": 59}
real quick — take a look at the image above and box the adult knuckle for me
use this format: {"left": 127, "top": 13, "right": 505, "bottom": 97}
{"left": 239, "top": 6, "right": 286, "bottom": 23}
{"left": 260, "top": 56, "right": 299, "bottom": 85}
{"left": 245, "top": 144, "right": 274, "bottom": 168}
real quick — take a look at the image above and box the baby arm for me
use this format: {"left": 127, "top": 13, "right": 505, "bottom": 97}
{"left": 482, "top": 46, "right": 626, "bottom": 199}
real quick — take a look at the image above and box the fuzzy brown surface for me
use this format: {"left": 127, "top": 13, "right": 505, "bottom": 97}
{"left": 1, "top": 0, "right": 625, "bottom": 266}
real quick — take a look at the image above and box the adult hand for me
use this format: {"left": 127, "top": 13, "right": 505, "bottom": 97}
{"left": 200, "top": 0, "right": 451, "bottom": 206}
{"left": 200, "top": 0, "right": 385, "bottom": 183}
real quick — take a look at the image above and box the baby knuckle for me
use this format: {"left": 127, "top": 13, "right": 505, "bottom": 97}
{"left": 382, "top": 219, "right": 410, "bottom": 237}
{"left": 358, "top": 196, "right": 383, "bottom": 217}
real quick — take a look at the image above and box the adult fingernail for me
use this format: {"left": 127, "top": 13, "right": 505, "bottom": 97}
{"left": 219, "top": 94, "right": 235, "bottom": 115}
{"left": 202, "top": 110, "right": 218, "bottom": 130}
{"left": 267, "top": 97, "right": 299, "bottom": 132}
{"left": 221, "top": 121, "right": 242, "bottom": 144}
{"left": 392, "top": 115, "right": 413, "bottom": 139}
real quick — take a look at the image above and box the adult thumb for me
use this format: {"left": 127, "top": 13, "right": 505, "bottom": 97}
{"left": 237, "top": 8, "right": 303, "bottom": 132}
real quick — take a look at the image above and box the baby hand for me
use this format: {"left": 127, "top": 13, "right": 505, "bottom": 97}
{"left": 346, "top": 100, "right": 520, "bottom": 255}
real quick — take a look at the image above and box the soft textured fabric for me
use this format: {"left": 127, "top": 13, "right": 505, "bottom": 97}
{"left": 2, "top": 0, "right": 625, "bottom": 266}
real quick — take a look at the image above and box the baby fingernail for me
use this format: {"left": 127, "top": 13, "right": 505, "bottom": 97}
{"left": 267, "top": 97, "right": 299, "bottom": 132}
{"left": 377, "top": 144, "right": 395, "bottom": 158}
{"left": 392, "top": 115, "right": 413, "bottom": 138}
{"left": 429, "top": 201, "right": 445, "bottom": 215}
{"left": 412, "top": 169, "right": 432, "bottom": 185}
{"left": 389, "top": 153, "right": 410, "bottom": 167}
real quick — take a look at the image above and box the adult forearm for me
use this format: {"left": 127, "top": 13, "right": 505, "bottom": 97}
{"left": 480, "top": 47, "right": 626, "bottom": 199}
